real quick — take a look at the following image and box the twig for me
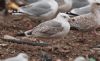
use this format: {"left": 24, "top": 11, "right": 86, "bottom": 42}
{"left": 0, "top": 35, "right": 49, "bottom": 47}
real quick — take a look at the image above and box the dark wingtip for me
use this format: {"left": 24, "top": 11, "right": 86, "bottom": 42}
{"left": 15, "top": 31, "right": 26, "bottom": 36}
{"left": 67, "top": 12, "right": 79, "bottom": 16}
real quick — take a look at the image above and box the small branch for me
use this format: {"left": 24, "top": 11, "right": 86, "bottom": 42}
{"left": 0, "top": 35, "right": 49, "bottom": 47}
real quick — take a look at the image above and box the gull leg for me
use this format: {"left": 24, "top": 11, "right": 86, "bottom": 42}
{"left": 81, "top": 32, "right": 84, "bottom": 40}
{"left": 79, "top": 31, "right": 86, "bottom": 42}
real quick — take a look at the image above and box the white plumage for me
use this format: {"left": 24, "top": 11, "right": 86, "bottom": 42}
{"left": 74, "top": 56, "right": 86, "bottom": 61}
{"left": 0, "top": 53, "right": 28, "bottom": 61}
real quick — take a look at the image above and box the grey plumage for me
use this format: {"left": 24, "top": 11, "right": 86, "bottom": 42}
{"left": 31, "top": 21, "right": 63, "bottom": 37}
{"left": 55, "top": 0, "right": 89, "bottom": 13}
{"left": 55, "top": 0, "right": 64, "bottom": 5}
{"left": 25, "top": 0, "right": 40, "bottom": 4}
{"left": 19, "top": 2, "right": 51, "bottom": 16}
{"left": 17, "top": 0, "right": 58, "bottom": 20}
{"left": 55, "top": 0, "right": 72, "bottom": 12}
{"left": 70, "top": 5, "right": 91, "bottom": 15}
{"left": 70, "top": 0, "right": 100, "bottom": 15}
{"left": 72, "top": 0, "right": 89, "bottom": 8}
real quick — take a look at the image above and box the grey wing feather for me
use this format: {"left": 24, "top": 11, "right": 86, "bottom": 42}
{"left": 78, "top": 5, "right": 90, "bottom": 14}
{"left": 20, "top": 2, "right": 51, "bottom": 16}
{"left": 26, "top": 0, "right": 40, "bottom": 4}
{"left": 72, "top": 0, "right": 89, "bottom": 8}
{"left": 32, "top": 21, "right": 63, "bottom": 36}
{"left": 41, "top": 26, "right": 63, "bottom": 35}
{"left": 55, "top": 0, "right": 64, "bottom": 5}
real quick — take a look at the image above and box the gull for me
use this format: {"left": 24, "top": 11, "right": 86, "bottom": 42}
{"left": 18, "top": 13, "right": 70, "bottom": 38}
{"left": 69, "top": 0, "right": 100, "bottom": 15}
{"left": 69, "top": 3, "right": 100, "bottom": 38}
{"left": 55, "top": 0, "right": 72, "bottom": 12}
{"left": 0, "top": 53, "right": 29, "bottom": 61}
{"left": 67, "top": 0, "right": 89, "bottom": 16}
{"left": 16, "top": 0, "right": 58, "bottom": 21}
{"left": 74, "top": 56, "right": 86, "bottom": 61}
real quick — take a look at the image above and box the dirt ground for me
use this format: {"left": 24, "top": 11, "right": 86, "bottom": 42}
{"left": 0, "top": 13, "right": 100, "bottom": 61}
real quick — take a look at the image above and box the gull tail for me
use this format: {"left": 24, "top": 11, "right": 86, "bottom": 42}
{"left": 15, "top": 30, "right": 32, "bottom": 36}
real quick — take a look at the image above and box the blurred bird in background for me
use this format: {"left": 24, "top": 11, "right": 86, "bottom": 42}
{"left": 74, "top": 56, "right": 87, "bottom": 61}
{"left": 55, "top": 0, "right": 72, "bottom": 13}
{"left": 53, "top": 0, "right": 89, "bottom": 13}
{"left": 12, "top": 0, "right": 58, "bottom": 23}
{"left": 5, "top": 0, "right": 91, "bottom": 16}
{"left": 69, "top": 0, "right": 100, "bottom": 15}
{"left": 1, "top": 0, "right": 97, "bottom": 16}
{"left": 0, "top": 53, "right": 29, "bottom": 61}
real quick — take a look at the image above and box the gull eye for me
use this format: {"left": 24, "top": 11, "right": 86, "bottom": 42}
{"left": 96, "top": 3, "right": 100, "bottom": 5}
{"left": 72, "top": 19, "right": 75, "bottom": 22}
{"left": 62, "top": 15, "right": 67, "bottom": 18}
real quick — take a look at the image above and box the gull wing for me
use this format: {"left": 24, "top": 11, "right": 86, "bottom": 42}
{"left": 32, "top": 21, "right": 63, "bottom": 36}
{"left": 19, "top": 1, "right": 51, "bottom": 16}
